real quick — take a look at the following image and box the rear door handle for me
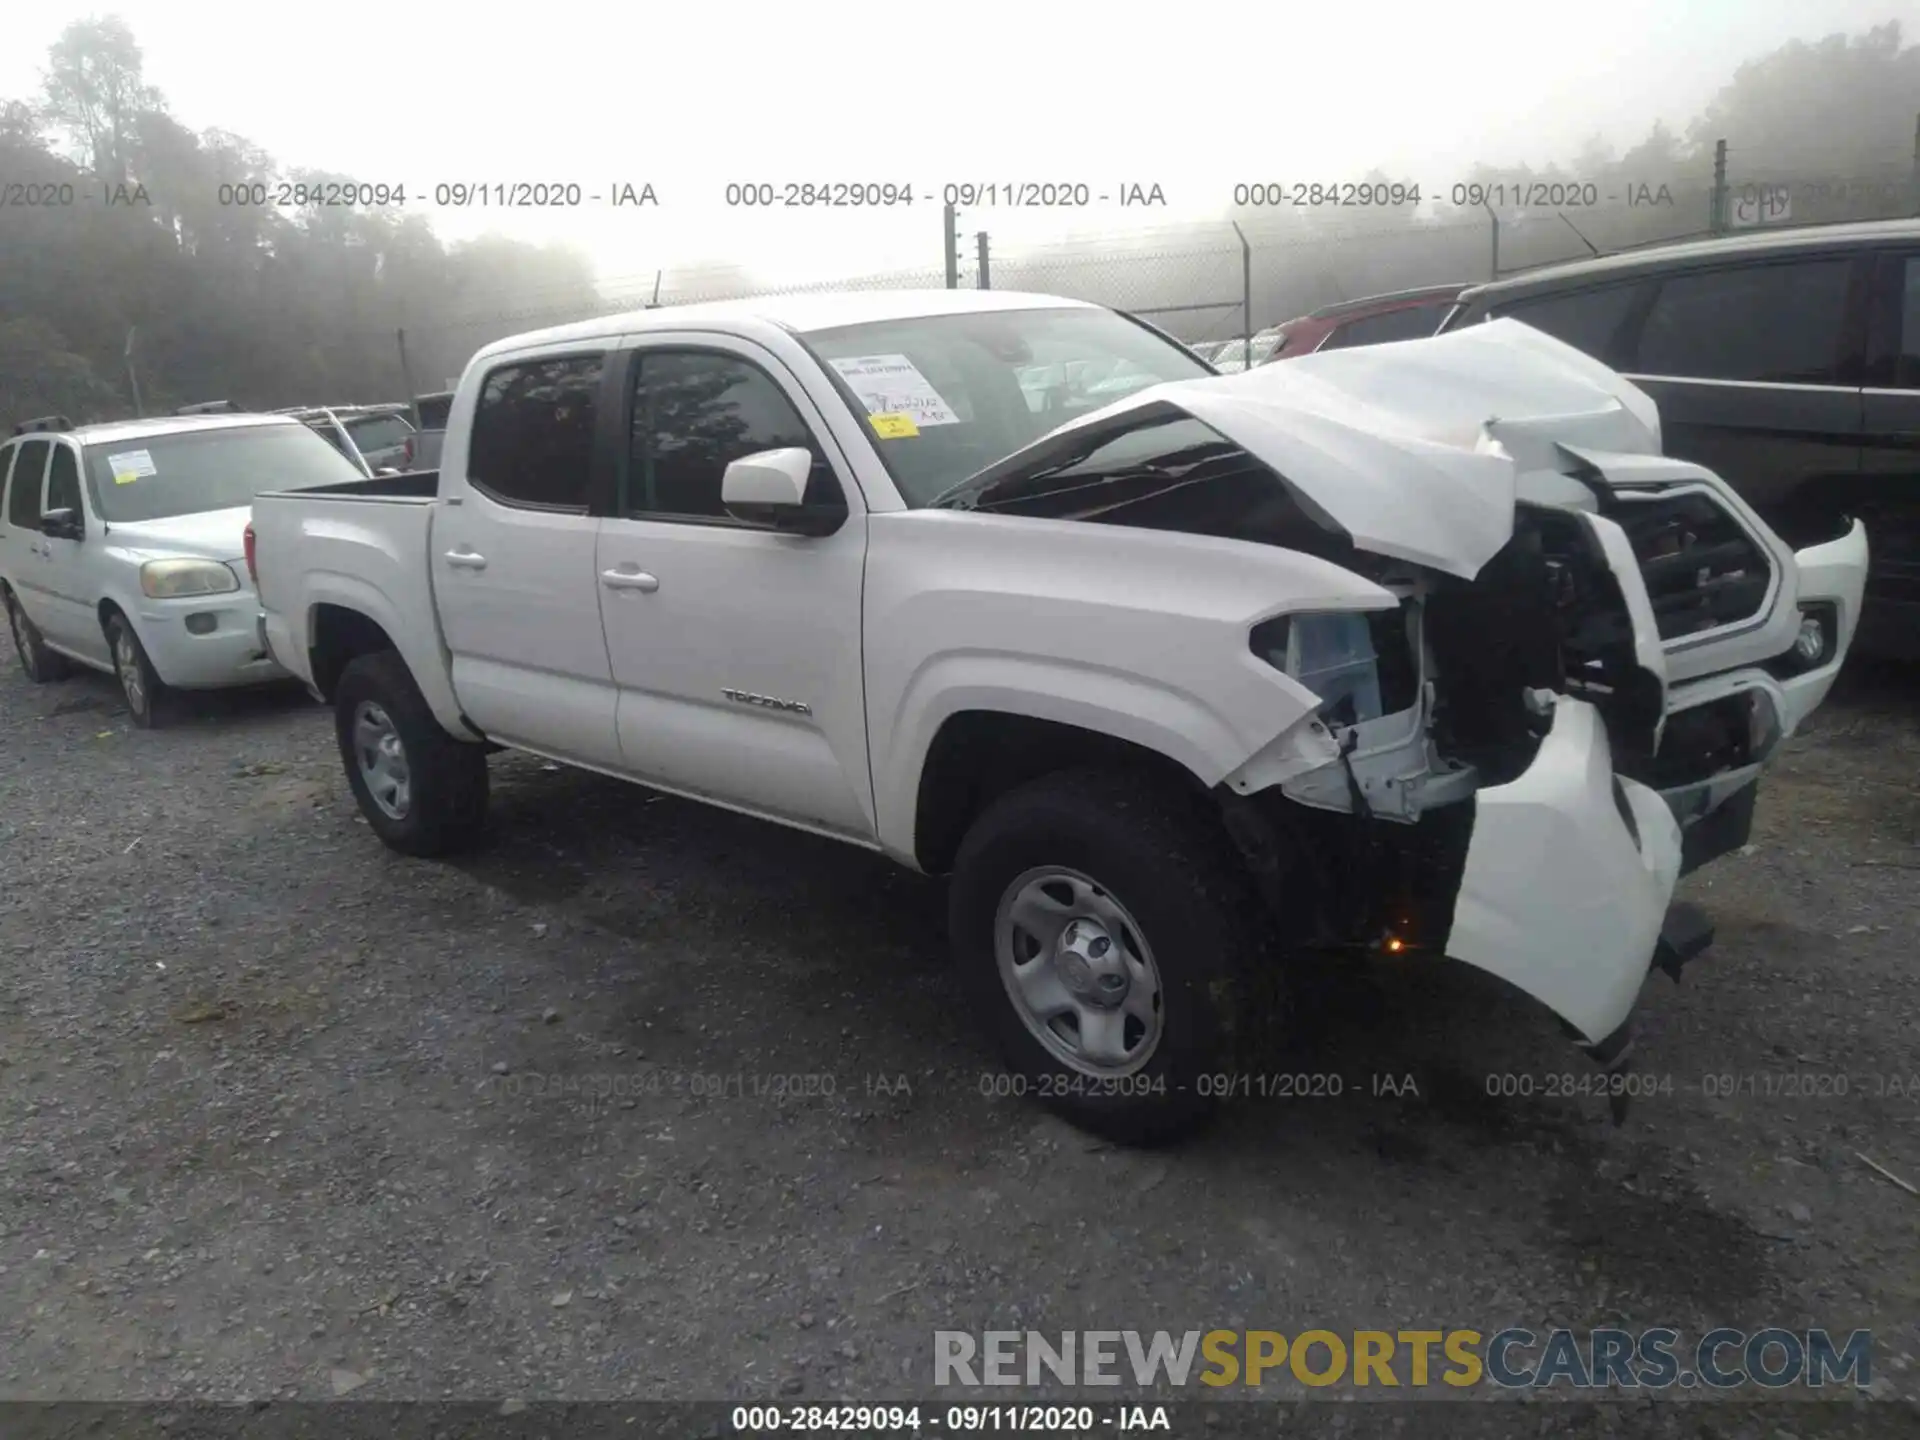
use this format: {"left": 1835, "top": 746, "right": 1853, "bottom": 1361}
{"left": 601, "top": 568, "right": 659, "bottom": 592}
{"left": 444, "top": 550, "right": 487, "bottom": 570}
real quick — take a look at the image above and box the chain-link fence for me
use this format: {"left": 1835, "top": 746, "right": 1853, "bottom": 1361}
{"left": 392, "top": 133, "right": 1920, "bottom": 383}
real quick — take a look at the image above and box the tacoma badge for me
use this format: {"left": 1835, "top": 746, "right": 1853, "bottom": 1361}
{"left": 723, "top": 688, "right": 812, "bottom": 716}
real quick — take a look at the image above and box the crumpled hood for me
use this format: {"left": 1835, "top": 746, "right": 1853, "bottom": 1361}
{"left": 1046, "top": 318, "right": 1666, "bottom": 579}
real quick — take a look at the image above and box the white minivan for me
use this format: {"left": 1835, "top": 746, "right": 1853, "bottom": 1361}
{"left": 0, "top": 412, "right": 367, "bottom": 725}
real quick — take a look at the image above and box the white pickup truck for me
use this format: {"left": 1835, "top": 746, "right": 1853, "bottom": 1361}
{"left": 249, "top": 290, "right": 1867, "bottom": 1143}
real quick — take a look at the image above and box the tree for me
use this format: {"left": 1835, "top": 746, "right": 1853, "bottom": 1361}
{"left": 39, "top": 16, "right": 163, "bottom": 188}
{"left": 1689, "top": 22, "right": 1919, "bottom": 173}
{"left": 0, "top": 317, "right": 122, "bottom": 422}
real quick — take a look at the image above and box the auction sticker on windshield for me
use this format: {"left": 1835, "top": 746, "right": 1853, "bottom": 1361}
{"left": 107, "top": 449, "right": 156, "bottom": 484}
{"left": 829, "top": 355, "right": 960, "bottom": 427}
{"left": 868, "top": 412, "right": 920, "bottom": 439}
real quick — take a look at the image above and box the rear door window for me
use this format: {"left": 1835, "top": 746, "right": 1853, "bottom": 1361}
{"left": 306, "top": 420, "right": 351, "bottom": 456}
{"left": 1630, "top": 259, "right": 1852, "bottom": 384}
{"left": 1493, "top": 283, "right": 1645, "bottom": 365}
{"left": 347, "top": 415, "right": 413, "bottom": 453}
{"left": 468, "top": 353, "right": 605, "bottom": 511}
{"left": 7, "top": 439, "right": 50, "bottom": 530}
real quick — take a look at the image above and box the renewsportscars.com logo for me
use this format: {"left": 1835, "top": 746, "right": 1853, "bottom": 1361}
{"left": 933, "top": 1328, "right": 1874, "bottom": 1391}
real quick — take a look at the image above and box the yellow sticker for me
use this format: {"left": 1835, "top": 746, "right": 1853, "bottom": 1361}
{"left": 114, "top": 471, "right": 140, "bottom": 485}
{"left": 868, "top": 412, "right": 919, "bottom": 439}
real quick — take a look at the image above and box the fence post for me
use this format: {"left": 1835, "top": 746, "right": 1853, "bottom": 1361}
{"left": 1911, "top": 112, "right": 1920, "bottom": 217}
{"left": 1230, "top": 221, "right": 1251, "bottom": 361}
{"left": 976, "top": 231, "right": 990, "bottom": 289}
{"left": 395, "top": 328, "right": 420, "bottom": 426}
{"left": 943, "top": 204, "right": 960, "bottom": 289}
{"left": 1481, "top": 201, "right": 1499, "bottom": 280}
{"left": 123, "top": 326, "right": 144, "bottom": 418}
{"left": 1710, "top": 139, "right": 1728, "bottom": 234}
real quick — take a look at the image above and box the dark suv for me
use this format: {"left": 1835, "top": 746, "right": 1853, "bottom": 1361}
{"left": 1440, "top": 219, "right": 1920, "bottom": 658}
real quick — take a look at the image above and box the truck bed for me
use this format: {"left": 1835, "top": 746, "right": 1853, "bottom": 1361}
{"left": 251, "top": 471, "right": 459, "bottom": 727}
{"left": 264, "top": 470, "right": 438, "bottom": 502}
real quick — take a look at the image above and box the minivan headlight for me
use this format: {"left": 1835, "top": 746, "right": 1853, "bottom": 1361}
{"left": 140, "top": 559, "right": 240, "bottom": 598}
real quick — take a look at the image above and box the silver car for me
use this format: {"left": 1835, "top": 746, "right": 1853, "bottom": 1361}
{"left": 281, "top": 406, "right": 417, "bottom": 475}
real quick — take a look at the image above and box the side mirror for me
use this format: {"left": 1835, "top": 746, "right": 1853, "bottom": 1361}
{"left": 720, "top": 447, "right": 846, "bottom": 537}
{"left": 41, "top": 508, "right": 82, "bottom": 541}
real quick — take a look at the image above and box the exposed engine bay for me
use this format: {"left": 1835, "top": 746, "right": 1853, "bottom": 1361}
{"left": 934, "top": 318, "right": 1866, "bottom": 1044}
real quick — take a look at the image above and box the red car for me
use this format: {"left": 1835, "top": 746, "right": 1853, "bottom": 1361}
{"left": 1259, "top": 282, "right": 1470, "bottom": 363}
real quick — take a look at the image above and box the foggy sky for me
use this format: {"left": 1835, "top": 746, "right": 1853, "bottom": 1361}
{"left": 3, "top": 0, "right": 1916, "bottom": 284}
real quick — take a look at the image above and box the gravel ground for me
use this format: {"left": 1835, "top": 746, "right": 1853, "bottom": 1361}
{"left": 1, "top": 653, "right": 1917, "bottom": 1424}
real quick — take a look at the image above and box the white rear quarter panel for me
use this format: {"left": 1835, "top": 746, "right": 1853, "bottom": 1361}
{"left": 252, "top": 495, "right": 465, "bottom": 733}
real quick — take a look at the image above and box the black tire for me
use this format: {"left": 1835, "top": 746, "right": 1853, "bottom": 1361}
{"left": 6, "top": 587, "right": 74, "bottom": 682}
{"left": 949, "top": 766, "right": 1276, "bottom": 1146}
{"left": 334, "top": 649, "right": 489, "bottom": 857}
{"left": 104, "top": 611, "right": 171, "bottom": 727}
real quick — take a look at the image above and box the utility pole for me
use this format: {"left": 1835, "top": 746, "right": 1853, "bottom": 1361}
{"left": 1480, "top": 201, "right": 1499, "bottom": 280}
{"left": 975, "top": 231, "right": 991, "bottom": 290}
{"left": 943, "top": 203, "right": 960, "bottom": 289}
{"left": 123, "top": 326, "right": 144, "bottom": 418}
{"left": 1711, "top": 138, "right": 1729, "bottom": 234}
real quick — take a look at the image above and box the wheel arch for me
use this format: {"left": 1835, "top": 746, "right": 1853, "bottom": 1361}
{"left": 309, "top": 603, "right": 399, "bottom": 701}
{"left": 290, "top": 576, "right": 470, "bottom": 738}
{"left": 911, "top": 709, "right": 1217, "bottom": 875}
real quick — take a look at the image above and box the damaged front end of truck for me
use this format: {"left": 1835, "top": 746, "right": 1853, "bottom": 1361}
{"left": 935, "top": 319, "right": 1867, "bottom": 1078}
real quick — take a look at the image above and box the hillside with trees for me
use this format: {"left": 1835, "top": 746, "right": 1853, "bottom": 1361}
{"left": 2, "top": 17, "right": 1916, "bottom": 415}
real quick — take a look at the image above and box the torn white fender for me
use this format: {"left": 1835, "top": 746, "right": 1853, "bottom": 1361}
{"left": 1444, "top": 697, "right": 1681, "bottom": 1044}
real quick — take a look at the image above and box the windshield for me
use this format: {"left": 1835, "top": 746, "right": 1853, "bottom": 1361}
{"left": 84, "top": 422, "right": 366, "bottom": 522}
{"left": 803, "top": 306, "right": 1211, "bottom": 506}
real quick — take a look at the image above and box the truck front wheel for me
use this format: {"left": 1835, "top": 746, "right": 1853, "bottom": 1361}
{"left": 948, "top": 767, "right": 1267, "bottom": 1145}
{"left": 334, "top": 650, "right": 489, "bottom": 857}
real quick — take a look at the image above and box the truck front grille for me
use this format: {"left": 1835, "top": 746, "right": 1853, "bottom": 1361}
{"left": 1614, "top": 491, "right": 1772, "bottom": 641}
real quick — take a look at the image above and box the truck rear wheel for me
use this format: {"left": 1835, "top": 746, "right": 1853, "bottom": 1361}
{"left": 334, "top": 650, "right": 489, "bottom": 857}
{"left": 948, "top": 767, "right": 1268, "bottom": 1146}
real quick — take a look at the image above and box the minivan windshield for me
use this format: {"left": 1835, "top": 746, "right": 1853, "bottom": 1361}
{"left": 83, "top": 422, "right": 366, "bottom": 522}
{"left": 803, "top": 306, "right": 1213, "bottom": 506}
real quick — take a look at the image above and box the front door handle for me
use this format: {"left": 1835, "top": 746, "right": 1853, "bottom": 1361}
{"left": 601, "top": 568, "right": 659, "bottom": 592}
{"left": 443, "top": 550, "right": 487, "bottom": 570}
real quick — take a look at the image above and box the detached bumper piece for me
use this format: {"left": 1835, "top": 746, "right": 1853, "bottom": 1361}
{"left": 1678, "top": 779, "right": 1757, "bottom": 876}
{"left": 1444, "top": 697, "right": 1683, "bottom": 1046}
{"left": 1574, "top": 901, "right": 1714, "bottom": 1126}
{"left": 1654, "top": 899, "right": 1715, "bottom": 983}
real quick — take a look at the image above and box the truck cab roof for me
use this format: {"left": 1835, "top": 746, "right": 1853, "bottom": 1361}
{"left": 470, "top": 289, "right": 1104, "bottom": 364}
